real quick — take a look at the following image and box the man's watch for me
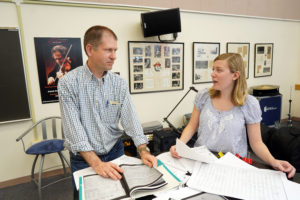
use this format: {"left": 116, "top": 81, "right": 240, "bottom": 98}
{"left": 138, "top": 146, "right": 150, "bottom": 154}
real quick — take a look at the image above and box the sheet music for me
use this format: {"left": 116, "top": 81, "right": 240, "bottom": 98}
{"left": 83, "top": 174, "right": 126, "bottom": 200}
{"left": 187, "top": 162, "right": 287, "bottom": 200}
{"left": 121, "top": 164, "right": 164, "bottom": 192}
{"left": 133, "top": 165, "right": 181, "bottom": 199}
{"left": 216, "top": 152, "right": 256, "bottom": 169}
{"left": 73, "top": 155, "right": 142, "bottom": 190}
{"left": 154, "top": 187, "right": 200, "bottom": 200}
{"left": 282, "top": 178, "right": 300, "bottom": 200}
{"left": 176, "top": 139, "right": 217, "bottom": 163}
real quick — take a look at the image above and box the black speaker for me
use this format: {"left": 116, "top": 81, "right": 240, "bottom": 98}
{"left": 141, "top": 8, "right": 181, "bottom": 37}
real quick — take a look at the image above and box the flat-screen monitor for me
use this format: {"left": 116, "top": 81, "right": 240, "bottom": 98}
{"left": 141, "top": 8, "right": 181, "bottom": 37}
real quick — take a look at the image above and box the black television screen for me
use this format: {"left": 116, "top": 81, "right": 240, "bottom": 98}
{"left": 141, "top": 8, "right": 181, "bottom": 37}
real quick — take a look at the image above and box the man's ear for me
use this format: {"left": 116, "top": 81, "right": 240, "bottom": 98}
{"left": 233, "top": 71, "right": 240, "bottom": 80}
{"left": 85, "top": 44, "right": 93, "bottom": 57}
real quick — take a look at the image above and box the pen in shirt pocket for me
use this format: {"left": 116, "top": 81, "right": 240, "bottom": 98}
{"left": 106, "top": 100, "right": 120, "bottom": 108}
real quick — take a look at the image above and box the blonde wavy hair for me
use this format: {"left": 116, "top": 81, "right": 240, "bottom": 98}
{"left": 209, "top": 53, "right": 248, "bottom": 106}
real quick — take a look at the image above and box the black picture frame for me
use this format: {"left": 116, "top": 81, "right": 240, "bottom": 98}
{"left": 226, "top": 42, "right": 250, "bottom": 79}
{"left": 254, "top": 43, "right": 273, "bottom": 78}
{"left": 128, "top": 41, "right": 184, "bottom": 94}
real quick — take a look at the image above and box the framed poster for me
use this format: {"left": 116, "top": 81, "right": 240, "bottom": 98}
{"left": 254, "top": 43, "right": 273, "bottom": 78}
{"left": 128, "top": 41, "right": 184, "bottom": 94}
{"left": 34, "top": 37, "right": 83, "bottom": 103}
{"left": 226, "top": 42, "right": 250, "bottom": 79}
{"left": 193, "top": 42, "right": 220, "bottom": 84}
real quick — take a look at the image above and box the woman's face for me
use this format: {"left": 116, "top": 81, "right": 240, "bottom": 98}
{"left": 211, "top": 60, "right": 238, "bottom": 92}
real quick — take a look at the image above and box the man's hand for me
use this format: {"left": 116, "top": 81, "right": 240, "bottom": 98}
{"left": 138, "top": 144, "right": 157, "bottom": 168}
{"left": 48, "top": 77, "right": 55, "bottom": 85}
{"left": 80, "top": 151, "right": 124, "bottom": 180}
{"left": 94, "top": 161, "right": 124, "bottom": 180}
{"left": 140, "top": 151, "right": 157, "bottom": 168}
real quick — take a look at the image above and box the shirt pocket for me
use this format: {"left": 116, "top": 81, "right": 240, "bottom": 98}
{"left": 103, "top": 103, "right": 121, "bottom": 123}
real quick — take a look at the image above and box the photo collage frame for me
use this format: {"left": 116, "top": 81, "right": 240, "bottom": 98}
{"left": 128, "top": 41, "right": 184, "bottom": 94}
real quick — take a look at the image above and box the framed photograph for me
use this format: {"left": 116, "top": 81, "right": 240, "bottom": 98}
{"left": 227, "top": 42, "right": 250, "bottom": 79}
{"left": 128, "top": 41, "right": 184, "bottom": 94}
{"left": 254, "top": 43, "right": 273, "bottom": 78}
{"left": 193, "top": 42, "right": 220, "bottom": 84}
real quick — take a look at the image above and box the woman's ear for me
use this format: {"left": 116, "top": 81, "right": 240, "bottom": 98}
{"left": 233, "top": 71, "right": 240, "bottom": 80}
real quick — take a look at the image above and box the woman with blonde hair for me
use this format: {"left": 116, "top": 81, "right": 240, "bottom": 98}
{"left": 170, "top": 53, "right": 295, "bottom": 178}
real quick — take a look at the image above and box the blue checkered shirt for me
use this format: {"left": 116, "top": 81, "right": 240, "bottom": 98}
{"left": 58, "top": 64, "right": 148, "bottom": 155}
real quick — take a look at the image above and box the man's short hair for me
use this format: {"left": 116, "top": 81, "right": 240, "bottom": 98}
{"left": 51, "top": 45, "right": 67, "bottom": 56}
{"left": 84, "top": 25, "right": 118, "bottom": 55}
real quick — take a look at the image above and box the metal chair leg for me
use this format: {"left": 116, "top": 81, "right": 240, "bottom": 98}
{"left": 58, "top": 152, "right": 67, "bottom": 176}
{"left": 31, "top": 155, "right": 39, "bottom": 184}
{"left": 60, "top": 151, "right": 71, "bottom": 168}
{"left": 38, "top": 154, "right": 45, "bottom": 200}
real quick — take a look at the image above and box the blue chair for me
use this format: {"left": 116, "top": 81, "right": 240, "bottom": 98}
{"left": 16, "top": 116, "right": 70, "bottom": 199}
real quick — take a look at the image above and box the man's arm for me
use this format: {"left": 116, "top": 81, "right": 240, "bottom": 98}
{"left": 80, "top": 151, "right": 123, "bottom": 180}
{"left": 137, "top": 144, "right": 157, "bottom": 168}
{"left": 119, "top": 83, "right": 157, "bottom": 167}
{"left": 58, "top": 77, "right": 93, "bottom": 153}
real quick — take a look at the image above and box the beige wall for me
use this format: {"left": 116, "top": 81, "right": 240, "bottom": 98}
{"left": 0, "top": 1, "right": 300, "bottom": 182}
{"left": 66, "top": 0, "right": 300, "bottom": 21}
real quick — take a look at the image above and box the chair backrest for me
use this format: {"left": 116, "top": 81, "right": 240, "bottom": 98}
{"left": 16, "top": 116, "right": 64, "bottom": 152}
{"left": 39, "top": 117, "right": 64, "bottom": 140}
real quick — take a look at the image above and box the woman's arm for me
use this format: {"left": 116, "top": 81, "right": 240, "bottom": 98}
{"left": 170, "top": 105, "right": 200, "bottom": 158}
{"left": 247, "top": 123, "right": 296, "bottom": 178}
{"left": 180, "top": 105, "right": 200, "bottom": 143}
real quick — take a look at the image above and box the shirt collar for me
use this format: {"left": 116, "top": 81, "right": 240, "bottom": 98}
{"left": 83, "top": 62, "right": 109, "bottom": 84}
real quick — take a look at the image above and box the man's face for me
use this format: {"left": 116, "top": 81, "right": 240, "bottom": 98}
{"left": 88, "top": 31, "right": 117, "bottom": 71}
{"left": 53, "top": 51, "right": 64, "bottom": 65}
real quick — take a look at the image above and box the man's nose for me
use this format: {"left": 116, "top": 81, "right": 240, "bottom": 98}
{"left": 110, "top": 51, "right": 116, "bottom": 60}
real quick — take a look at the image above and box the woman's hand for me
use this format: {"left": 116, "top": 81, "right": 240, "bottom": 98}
{"left": 170, "top": 145, "right": 181, "bottom": 159}
{"left": 270, "top": 159, "right": 296, "bottom": 178}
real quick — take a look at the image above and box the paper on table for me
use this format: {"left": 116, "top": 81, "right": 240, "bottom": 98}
{"left": 187, "top": 162, "right": 287, "bottom": 200}
{"left": 176, "top": 138, "right": 217, "bottom": 163}
{"left": 217, "top": 152, "right": 300, "bottom": 200}
{"left": 216, "top": 152, "right": 256, "bottom": 169}
{"left": 282, "top": 177, "right": 300, "bottom": 200}
{"left": 154, "top": 186, "right": 200, "bottom": 200}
